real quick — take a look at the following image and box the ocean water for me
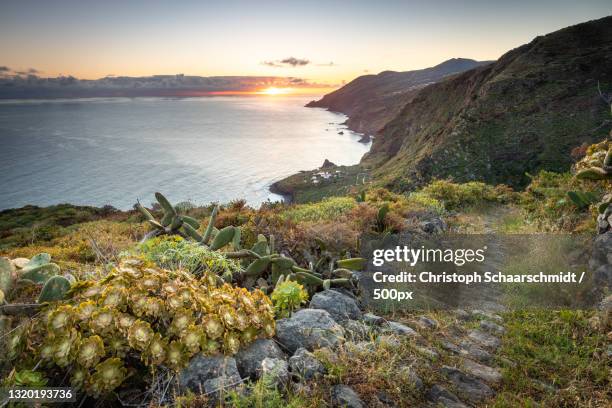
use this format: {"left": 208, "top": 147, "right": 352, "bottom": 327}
{"left": 0, "top": 96, "right": 370, "bottom": 210}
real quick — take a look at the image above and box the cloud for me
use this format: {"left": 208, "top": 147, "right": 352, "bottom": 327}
{"left": 261, "top": 57, "right": 310, "bottom": 68}
{"left": 0, "top": 73, "right": 331, "bottom": 98}
{"left": 0, "top": 66, "right": 10, "bottom": 72}
{"left": 288, "top": 77, "right": 306, "bottom": 84}
{"left": 280, "top": 57, "right": 309, "bottom": 67}
{"left": 316, "top": 62, "right": 335, "bottom": 67}
{"left": 262, "top": 61, "right": 282, "bottom": 68}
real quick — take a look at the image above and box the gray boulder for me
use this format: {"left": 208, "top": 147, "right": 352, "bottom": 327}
{"left": 341, "top": 319, "right": 371, "bottom": 341}
{"left": 468, "top": 330, "right": 501, "bottom": 350}
{"left": 461, "top": 359, "right": 502, "bottom": 384}
{"left": 441, "top": 366, "right": 494, "bottom": 403}
{"left": 202, "top": 375, "right": 243, "bottom": 400}
{"left": 362, "top": 312, "right": 385, "bottom": 326}
{"left": 384, "top": 321, "right": 419, "bottom": 337}
{"left": 309, "top": 290, "right": 362, "bottom": 322}
{"left": 420, "top": 217, "right": 447, "bottom": 234}
{"left": 331, "top": 385, "right": 364, "bottom": 408}
{"left": 260, "top": 358, "right": 289, "bottom": 389}
{"left": 480, "top": 320, "right": 505, "bottom": 336}
{"left": 288, "top": 347, "right": 325, "bottom": 380}
{"left": 397, "top": 365, "right": 423, "bottom": 390}
{"left": 275, "top": 308, "right": 345, "bottom": 353}
{"left": 234, "top": 339, "right": 286, "bottom": 379}
{"left": 594, "top": 264, "right": 612, "bottom": 287}
{"left": 179, "top": 355, "right": 241, "bottom": 394}
{"left": 589, "top": 232, "right": 612, "bottom": 271}
{"left": 427, "top": 385, "right": 468, "bottom": 408}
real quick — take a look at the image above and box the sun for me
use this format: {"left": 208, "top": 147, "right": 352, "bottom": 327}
{"left": 259, "top": 87, "right": 291, "bottom": 95}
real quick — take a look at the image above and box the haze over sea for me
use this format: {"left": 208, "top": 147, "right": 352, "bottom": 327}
{"left": 0, "top": 96, "right": 370, "bottom": 210}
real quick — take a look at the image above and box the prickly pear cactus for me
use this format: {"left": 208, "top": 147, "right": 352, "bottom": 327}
{"left": 17, "top": 258, "right": 275, "bottom": 397}
{"left": 137, "top": 192, "right": 240, "bottom": 248}
{"left": 0, "top": 257, "right": 14, "bottom": 302}
{"left": 38, "top": 275, "right": 71, "bottom": 303}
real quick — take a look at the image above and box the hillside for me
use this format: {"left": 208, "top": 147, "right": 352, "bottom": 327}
{"left": 306, "top": 58, "right": 492, "bottom": 135}
{"left": 364, "top": 16, "right": 612, "bottom": 190}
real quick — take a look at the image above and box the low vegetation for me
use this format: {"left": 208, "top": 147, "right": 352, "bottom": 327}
{"left": 0, "top": 137, "right": 609, "bottom": 406}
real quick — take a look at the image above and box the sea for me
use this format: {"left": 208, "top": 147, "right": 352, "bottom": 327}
{"left": 0, "top": 96, "right": 370, "bottom": 210}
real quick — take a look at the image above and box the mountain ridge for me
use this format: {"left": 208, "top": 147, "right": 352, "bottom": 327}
{"left": 364, "top": 15, "right": 612, "bottom": 190}
{"left": 306, "top": 58, "right": 493, "bottom": 135}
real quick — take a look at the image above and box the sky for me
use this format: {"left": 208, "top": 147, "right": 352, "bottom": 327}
{"left": 1, "top": 0, "right": 611, "bottom": 91}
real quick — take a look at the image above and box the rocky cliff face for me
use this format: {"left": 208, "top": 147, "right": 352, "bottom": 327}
{"left": 306, "top": 58, "right": 492, "bottom": 135}
{"left": 364, "top": 16, "right": 612, "bottom": 190}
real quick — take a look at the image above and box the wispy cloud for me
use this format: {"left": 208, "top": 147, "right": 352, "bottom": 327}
{"left": 261, "top": 57, "right": 310, "bottom": 68}
{"left": 280, "top": 57, "right": 309, "bottom": 67}
{"left": 316, "top": 62, "right": 335, "bottom": 67}
{"left": 0, "top": 73, "right": 333, "bottom": 98}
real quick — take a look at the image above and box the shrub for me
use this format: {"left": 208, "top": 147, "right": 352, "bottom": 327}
{"left": 521, "top": 171, "right": 606, "bottom": 231}
{"left": 281, "top": 197, "right": 356, "bottom": 223}
{"left": 10, "top": 258, "right": 275, "bottom": 397}
{"left": 134, "top": 236, "right": 242, "bottom": 279}
{"left": 271, "top": 279, "right": 308, "bottom": 318}
{"left": 419, "top": 179, "right": 514, "bottom": 210}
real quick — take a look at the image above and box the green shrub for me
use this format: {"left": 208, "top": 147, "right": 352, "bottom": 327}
{"left": 271, "top": 279, "right": 308, "bottom": 318}
{"left": 134, "top": 236, "right": 242, "bottom": 279}
{"left": 419, "top": 180, "right": 511, "bottom": 210}
{"left": 282, "top": 197, "right": 356, "bottom": 223}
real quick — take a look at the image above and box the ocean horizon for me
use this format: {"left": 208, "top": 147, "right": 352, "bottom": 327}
{"left": 0, "top": 95, "right": 370, "bottom": 210}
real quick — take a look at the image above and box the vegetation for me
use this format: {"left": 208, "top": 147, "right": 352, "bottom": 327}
{"left": 7, "top": 258, "right": 275, "bottom": 397}
{"left": 0, "top": 133, "right": 609, "bottom": 405}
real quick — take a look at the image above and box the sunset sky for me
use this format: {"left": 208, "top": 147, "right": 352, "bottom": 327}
{"left": 1, "top": 0, "right": 611, "bottom": 90}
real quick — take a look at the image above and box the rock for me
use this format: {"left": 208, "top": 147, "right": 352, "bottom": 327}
{"left": 235, "top": 339, "right": 286, "bottom": 379}
{"left": 260, "top": 358, "right": 289, "bottom": 388}
{"left": 384, "top": 321, "right": 419, "bottom": 337}
{"left": 471, "top": 310, "right": 503, "bottom": 323}
{"left": 362, "top": 312, "right": 385, "bottom": 326}
{"left": 179, "top": 355, "right": 241, "bottom": 393}
{"left": 427, "top": 385, "right": 468, "bottom": 408}
{"left": 288, "top": 348, "right": 325, "bottom": 380}
{"left": 397, "top": 365, "right": 423, "bottom": 390}
{"left": 594, "top": 264, "right": 612, "bottom": 287}
{"left": 275, "top": 309, "right": 345, "bottom": 353}
{"left": 415, "top": 315, "right": 438, "bottom": 330}
{"left": 599, "top": 294, "right": 612, "bottom": 311}
{"left": 461, "top": 359, "right": 502, "bottom": 383}
{"left": 322, "top": 159, "right": 336, "bottom": 168}
{"left": 420, "top": 217, "right": 447, "bottom": 234}
{"left": 337, "top": 131, "right": 345, "bottom": 135}
{"left": 376, "top": 334, "right": 401, "bottom": 349}
{"left": 345, "top": 341, "right": 376, "bottom": 355}
{"left": 374, "top": 391, "right": 395, "bottom": 407}
{"left": 310, "top": 290, "right": 362, "bottom": 322}
{"left": 342, "top": 319, "right": 370, "bottom": 341}
{"left": 202, "top": 375, "right": 243, "bottom": 400}
{"left": 480, "top": 320, "right": 506, "bottom": 336}
{"left": 11, "top": 258, "right": 30, "bottom": 269}
{"left": 441, "top": 366, "right": 494, "bottom": 403}
{"left": 468, "top": 330, "right": 501, "bottom": 350}
{"left": 331, "top": 385, "right": 364, "bottom": 408}
{"left": 416, "top": 346, "right": 439, "bottom": 360}
{"left": 590, "top": 233, "right": 612, "bottom": 271}
{"left": 441, "top": 340, "right": 462, "bottom": 354}
{"left": 358, "top": 134, "right": 371, "bottom": 144}
{"left": 453, "top": 309, "right": 471, "bottom": 320}
{"left": 459, "top": 340, "right": 493, "bottom": 363}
